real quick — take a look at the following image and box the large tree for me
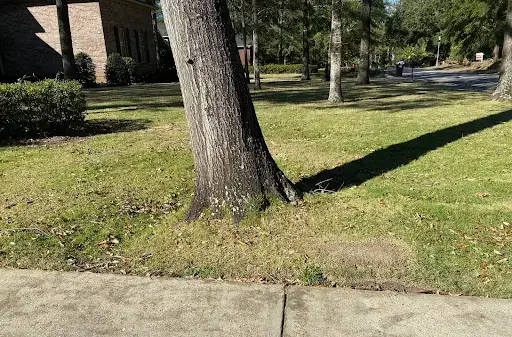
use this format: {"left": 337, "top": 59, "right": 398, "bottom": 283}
{"left": 161, "top": 0, "right": 301, "bottom": 222}
{"left": 328, "top": 0, "right": 343, "bottom": 102}
{"left": 241, "top": 0, "right": 251, "bottom": 83}
{"left": 302, "top": 0, "right": 311, "bottom": 80}
{"left": 56, "top": 0, "right": 77, "bottom": 79}
{"left": 494, "top": 0, "right": 512, "bottom": 100}
{"left": 356, "top": 0, "right": 371, "bottom": 85}
{"left": 253, "top": 0, "right": 262, "bottom": 89}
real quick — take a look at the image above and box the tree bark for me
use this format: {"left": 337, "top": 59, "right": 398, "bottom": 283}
{"left": 494, "top": 0, "right": 512, "bottom": 100}
{"left": 302, "top": 0, "right": 311, "bottom": 80}
{"left": 252, "top": 0, "right": 261, "bottom": 89}
{"left": 494, "top": 44, "right": 501, "bottom": 62}
{"left": 161, "top": 0, "right": 301, "bottom": 222}
{"left": 328, "top": 0, "right": 343, "bottom": 102}
{"left": 241, "top": 0, "right": 250, "bottom": 83}
{"left": 279, "top": 1, "right": 284, "bottom": 64}
{"left": 56, "top": 0, "right": 77, "bottom": 80}
{"left": 152, "top": 12, "right": 162, "bottom": 69}
{"left": 356, "top": 0, "right": 371, "bottom": 85}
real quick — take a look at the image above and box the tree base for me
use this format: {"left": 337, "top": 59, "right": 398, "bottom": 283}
{"left": 184, "top": 173, "right": 301, "bottom": 224}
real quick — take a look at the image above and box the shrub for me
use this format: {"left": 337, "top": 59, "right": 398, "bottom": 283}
{"left": 105, "top": 53, "right": 131, "bottom": 86}
{"left": 75, "top": 52, "right": 96, "bottom": 86}
{"left": 123, "top": 57, "right": 136, "bottom": 83}
{"left": 250, "top": 64, "right": 319, "bottom": 74}
{"left": 0, "top": 80, "right": 86, "bottom": 138}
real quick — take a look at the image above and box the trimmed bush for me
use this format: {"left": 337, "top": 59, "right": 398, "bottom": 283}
{"left": 250, "top": 64, "right": 319, "bottom": 74}
{"left": 105, "top": 53, "right": 131, "bottom": 86}
{"left": 0, "top": 80, "right": 86, "bottom": 138}
{"left": 123, "top": 57, "right": 136, "bottom": 83}
{"left": 75, "top": 52, "right": 96, "bottom": 86}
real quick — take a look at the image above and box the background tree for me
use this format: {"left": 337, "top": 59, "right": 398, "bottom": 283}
{"left": 161, "top": 0, "right": 301, "bottom": 222}
{"left": 356, "top": 0, "right": 371, "bottom": 85}
{"left": 494, "top": 0, "right": 512, "bottom": 100}
{"left": 328, "top": 0, "right": 343, "bottom": 102}
{"left": 253, "top": 0, "right": 262, "bottom": 89}
{"left": 302, "top": 0, "right": 311, "bottom": 80}
{"left": 56, "top": 0, "right": 77, "bottom": 79}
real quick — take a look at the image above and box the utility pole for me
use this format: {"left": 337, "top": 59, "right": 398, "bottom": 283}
{"left": 436, "top": 35, "right": 441, "bottom": 67}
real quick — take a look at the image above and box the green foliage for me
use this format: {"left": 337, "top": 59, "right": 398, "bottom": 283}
{"left": 250, "top": 64, "right": 318, "bottom": 74}
{"left": 105, "top": 53, "right": 132, "bottom": 86}
{"left": 123, "top": 57, "right": 136, "bottom": 83}
{"left": 300, "top": 264, "right": 325, "bottom": 286}
{"left": 397, "top": 39, "right": 433, "bottom": 67}
{"left": 0, "top": 80, "right": 86, "bottom": 138}
{"left": 391, "top": 0, "right": 507, "bottom": 61}
{"left": 75, "top": 52, "right": 96, "bottom": 87}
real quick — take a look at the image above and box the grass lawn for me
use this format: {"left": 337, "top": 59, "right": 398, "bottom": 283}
{"left": 1, "top": 74, "right": 512, "bottom": 298}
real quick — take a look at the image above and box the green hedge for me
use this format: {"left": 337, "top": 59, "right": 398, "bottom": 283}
{"left": 250, "top": 64, "right": 319, "bottom": 74}
{"left": 75, "top": 52, "right": 96, "bottom": 87}
{"left": 106, "top": 53, "right": 132, "bottom": 86}
{"left": 0, "top": 80, "right": 86, "bottom": 138}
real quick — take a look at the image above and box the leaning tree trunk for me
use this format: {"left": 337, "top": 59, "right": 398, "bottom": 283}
{"left": 328, "top": 0, "right": 343, "bottom": 102}
{"left": 241, "top": 0, "right": 250, "bottom": 83}
{"left": 302, "top": 0, "right": 311, "bottom": 80}
{"left": 56, "top": 0, "right": 76, "bottom": 79}
{"left": 161, "top": 0, "right": 301, "bottom": 222}
{"left": 494, "top": 0, "right": 512, "bottom": 100}
{"left": 252, "top": 0, "right": 262, "bottom": 89}
{"left": 356, "top": 0, "right": 371, "bottom": 85}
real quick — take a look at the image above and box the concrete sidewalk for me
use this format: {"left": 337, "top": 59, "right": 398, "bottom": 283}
{"left": 1, "top": 269, "right": 511, "bottom": 337}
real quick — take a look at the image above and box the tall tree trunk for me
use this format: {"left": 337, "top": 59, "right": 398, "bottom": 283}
{"left": 152, "top": 12, "right": 161, "bottom": 69}
{"left": 161, "top": 0, "right": 300, "bottom": 222}
{"left": 56, "top": 0, "right": 76, "bottom": 79}
{"left": 241, "top": 0, "right": 250, "bottom": 83}
{"left": 328, "top": 0, "right": 343, "bottom": 102}
{"left": 302, "top": 0, "right": 311, "bottom": 80}
{"left": 494, "top": 0, "right": 512, "bottom": 100}
{"left": 279, "top": 1, "right": 284, "bottom": 64}
{"left": 324, "top": 42, "right": 331, "bottom": 81}
{"left": 494, "top": 44, "right": 501, "bottom": 62}
{"left": 252, "top": 0, "right": 261, "bottom": 89}
{"left": 356, "top": 0, "right": 371, "bottom": 85}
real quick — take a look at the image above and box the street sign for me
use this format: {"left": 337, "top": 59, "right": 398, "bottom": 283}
{"left": 476, "top": 53, "right": 484, "bottom": 62}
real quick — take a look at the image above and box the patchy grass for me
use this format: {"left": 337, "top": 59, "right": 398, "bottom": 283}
{"left": 1, "top": 76, "right": 512, "bottom": 298}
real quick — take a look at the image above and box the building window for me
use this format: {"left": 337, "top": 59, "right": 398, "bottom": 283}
{"left": 125, "top": 28, "right": 132, "bottom": 58}
{"left": 114, "top": 27, "right": 121, "bottom": 54}
{"left": 143, "top": 30, "right": 150, "bottom": 63}
{"left": 119, "top": 28, "right": 129, "bottom": 56}
{"left": 134, "top": 30, "right": 142, "bottom": 63}
{"left": 140, "top": 30, "right": 148, "bottom": 63}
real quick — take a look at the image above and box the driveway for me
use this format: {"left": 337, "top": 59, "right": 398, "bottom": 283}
{"left": 395, "top": 68, "right": 499, "bottom": 92}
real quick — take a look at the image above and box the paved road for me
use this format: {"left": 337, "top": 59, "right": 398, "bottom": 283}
{"left": 2, "top": 269, "right": 512, "bottom": 337}
{"left": 396, "top": 68, "right": 499, "bottom": 92}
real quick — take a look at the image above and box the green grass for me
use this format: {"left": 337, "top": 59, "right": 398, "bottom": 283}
{"left": 1, "top": 75, "right": 512, "bottom": 298}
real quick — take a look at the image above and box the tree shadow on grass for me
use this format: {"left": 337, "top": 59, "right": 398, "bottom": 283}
{"left": 0, "top": 118, "right": 151, "bottom": 147}
{"left": 88, "top": 101, "right": 184, "bottom": 112}
{"left": 253, "top": 79, "right": 471, "bottom": 111}
{"left": 297, "top": 109, "right": 512, "bottom": 193}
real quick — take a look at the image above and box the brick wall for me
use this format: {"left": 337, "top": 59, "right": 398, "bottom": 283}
{"left": 69, "top": 2, "right": 108, "bottom": 82}
{"left": 0, "top": 2, "right": 107, "bottom": 81}
{"left": 99, "top": 0, "right": 158, "bottom": 75}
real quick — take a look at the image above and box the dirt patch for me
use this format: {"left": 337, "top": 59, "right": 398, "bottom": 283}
{"left": 322, "top": 237, "right": 413, "bottom": 274}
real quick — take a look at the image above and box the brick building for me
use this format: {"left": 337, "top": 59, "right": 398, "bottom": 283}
{"left": 0, "top": 0, "right": 158, "bottom": 82}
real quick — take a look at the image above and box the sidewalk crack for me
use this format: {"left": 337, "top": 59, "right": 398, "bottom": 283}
{"left": 280, "top": 284, "right": 289, "bottom": 337}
